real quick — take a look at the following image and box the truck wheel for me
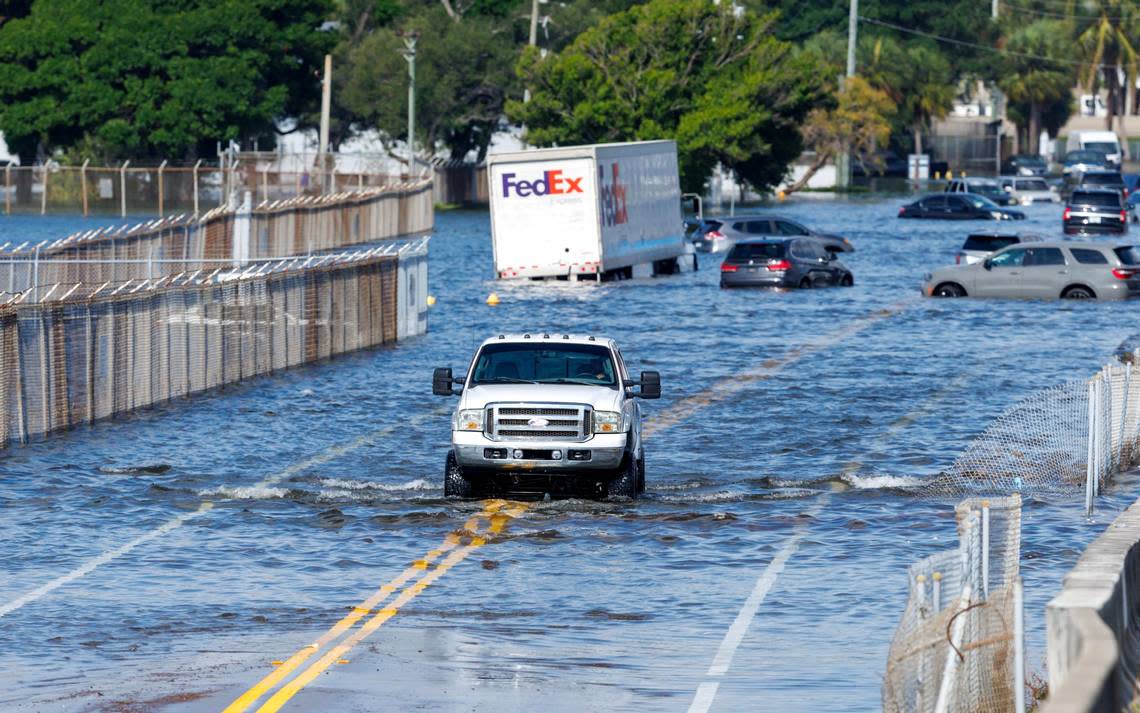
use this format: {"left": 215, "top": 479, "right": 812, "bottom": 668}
{"left": 444, "top": 451, "right": 474, "bottom": 498}
{"left": 606, "top": 455, "right": 639, "bottom": 500}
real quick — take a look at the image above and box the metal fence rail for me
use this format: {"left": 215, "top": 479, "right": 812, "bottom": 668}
{"left": 920, "top": 351, "right": 1140, "bottom": 514}
{"left": 0, "top": 239, "right": 428, "bottom": 448}
{"left": 0, "top": 181, "right": 434, "bottom": 293}
{"left": 883, "top": 496, "right": 1025, "bottom": 713}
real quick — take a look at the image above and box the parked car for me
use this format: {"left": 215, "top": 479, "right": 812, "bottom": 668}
{"left": 997, "top": 176, "right": 1060, "bottom": 205}
{"left": 719, "top": 238, "right": 854, "bottom": 289}
{"left": 899, "top": 194, "right": 1027, "bottom": 220}
{"left": 1001, "top": 154, "right": 1049, "bottom": 176}
{"left": 1063, "top": 188, "right": 1128, "bottom": 235}
{"left": 692, "top": 214, "right": 855, "bottom": 254}
{"left": 1076, "top": 170, "right": 1129, "bottom": 200}
{"left": 945, "top": 178, "right": 1019, "bottom": 206}
{"left": 1062, "top": 150, "right": 1111, "bottom": 176}
{"left": 954, "top": 232, "right": 1046, "bottom": 265}
{"left": 922, "top": 242, "right": 1140, "bottom": 300}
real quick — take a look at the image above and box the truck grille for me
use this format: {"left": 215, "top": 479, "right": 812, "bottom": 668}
{"left": 488, "top": 403, "right": 590, "bottom": 441}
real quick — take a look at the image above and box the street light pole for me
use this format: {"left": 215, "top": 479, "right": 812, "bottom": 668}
{"left": 837, "top": 0, "right": 858, "bottom": 189}
{"left": 398, "top": 31, "right": 419, "bottom": 177}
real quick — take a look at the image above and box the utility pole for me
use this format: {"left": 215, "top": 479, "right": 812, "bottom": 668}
{"left": 398, "top": 32, "right": 419, "bottom": 177}
{"left": 529, "top": 0, "right": 539, "bottom": 47}
{"left": 318, "top": 54, "right": 333, "bottom": 192}
{"left": 837, "top": 0, "right": 858, "bottom": 189}
{"left": 846, "top": 0, "right": 858, "bottom": 79}
{"left": 992, "top": 0, "right": 998, "bottom": 19}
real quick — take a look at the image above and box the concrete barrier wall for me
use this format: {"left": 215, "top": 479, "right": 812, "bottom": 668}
{"left": 1043, "top": 498, "right": 1140, "bottom": 712}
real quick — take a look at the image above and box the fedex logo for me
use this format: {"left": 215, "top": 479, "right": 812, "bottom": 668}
{"left": 501, "top": 169, "right": 584, "bottom": 198}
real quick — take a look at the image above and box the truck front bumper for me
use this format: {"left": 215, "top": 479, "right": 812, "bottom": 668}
{"left": 452, "top": 431, "right": 628, "bottom": 472}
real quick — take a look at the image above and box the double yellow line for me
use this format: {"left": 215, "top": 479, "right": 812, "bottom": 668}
{"left": 224, "top": 499, "right": 528, "bottom": 713}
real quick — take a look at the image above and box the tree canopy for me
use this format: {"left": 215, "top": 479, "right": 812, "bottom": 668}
{"left": 0, "top": 0, "right": 335, "bottom": 161}
{"left": 508, "top": 0, "right": 826, "bottom": 193}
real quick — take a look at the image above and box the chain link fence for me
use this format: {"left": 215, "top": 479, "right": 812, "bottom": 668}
{"left": 0, "top": 181, "right": 433, "bottom": 293}
{"left": 920, "top": 351, "right": 1140, "bottom": 514}
{"left": 0, "top": 157, "right": 425, "bottom": 217}
{"left": 0, "top": 239, "right": 427, "bottom": 448}
{"left": 883, "top": 496, "right": 1026, "bottom": 713}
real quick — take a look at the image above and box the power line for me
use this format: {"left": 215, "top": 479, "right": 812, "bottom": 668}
{"left": 858, "top": 15, "right": 1112, "bottom": 69}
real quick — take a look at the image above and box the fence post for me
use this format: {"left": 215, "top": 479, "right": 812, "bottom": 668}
{"left": 981, "top": 500, "right": 990, "bottom": 600}
{"left": 40, "top": 164, "right": 48, "bottom": 215}
{"left": 1121, "top": 362, "right": 1132, "bottom": 466}
{"left": 193, "top": 159, "right": 202, "bottom": 216}
{"left": 1014, "top": 578, "right": 1026, "bottom": 713}
{"left": 934, "top": 585, "right": 973, "bottom": 713}
{"left": 81, "top": 159, "right": 89, "bottom": 217}
{"left": 120, "top": 160, "right": 130, "bottom": 217}
{"left": 1087, "top": 379, "right": 1097, "bottom": 516}
{"left": 32, "top": 245, "right": 40, "bottom": 300}
{"left": 1095, "top": 376, "right": 1104, "bottom": 497}
{"left": 932, "top": 571, "right": 942, "bottom": 613}
{"left": 157, "top": 159, "right": 167, "bottom": 216}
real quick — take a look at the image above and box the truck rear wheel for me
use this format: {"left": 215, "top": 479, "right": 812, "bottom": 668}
{"left": 605, "top": 455, "right": 639, "bottom": 499}
{"left": 444, "top": 451, "right": 474, "bottom": 498}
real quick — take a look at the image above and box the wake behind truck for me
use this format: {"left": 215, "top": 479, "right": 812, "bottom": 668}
{"left": 487, "top": 140, "right": 697, "bottom": 281}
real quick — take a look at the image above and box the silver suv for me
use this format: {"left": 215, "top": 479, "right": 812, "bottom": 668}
{"left": 923, "top": 242, "right": 1140, "bottom": 300}
{"left": 433, "top": 334, "right": 660, "bottom": 499}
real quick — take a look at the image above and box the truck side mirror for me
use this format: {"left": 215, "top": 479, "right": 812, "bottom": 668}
{"left": 433, "top": 367, "right": 457, "bottom": 396}
{"left": 638, "top": 371, "right": 661, "bottom": 399}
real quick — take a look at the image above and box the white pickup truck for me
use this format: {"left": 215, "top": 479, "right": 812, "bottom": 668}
{"left": 433, "top": 334, "right": 660, "bottom": 499}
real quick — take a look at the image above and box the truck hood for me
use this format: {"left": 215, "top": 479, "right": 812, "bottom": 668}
{"left": 460, "top": 383, "right": 624, "bottom": 412}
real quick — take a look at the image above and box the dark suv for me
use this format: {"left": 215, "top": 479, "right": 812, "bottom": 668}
{"left": 1077, "top": 170, "right": 1129, "bottom": 200}
{"left": 1063, "top": 189, "right": 1128, "bottom": 235}
{"left": 719, "top": 238, "right": 853, "bottom": 289}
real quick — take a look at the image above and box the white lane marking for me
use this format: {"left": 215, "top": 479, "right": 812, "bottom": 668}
{"left": 0, "top": 411, "right": 440, "bottom": 619}
{"left": 687, "top": 682, "right": 720, "bottom": 713}
{"left": 685, "top": 374, "right": 970, "bottom": 712}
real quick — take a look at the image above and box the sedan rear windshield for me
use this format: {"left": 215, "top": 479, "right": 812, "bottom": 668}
{"left": 727, "top": 243, "right": 785, "bottom": 261}
{"left": 963, "top": 235, "right": 1018, "bottom": 252}
{"left": 470, "top": 343, "right": 617, "bottom": 387}
{"left": 1071, "top": 191, "right": 1122, "bottom": 208}
{"left": 1082, "top": 173, "right": 1124, "bottom": 187}
{"left": 1115, "top": 247, "right": 1140, "bottom": 265}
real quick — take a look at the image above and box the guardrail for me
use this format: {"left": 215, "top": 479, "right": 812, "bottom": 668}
{"left": 1042, "top": 498, "right": 1140, "bottom": 713}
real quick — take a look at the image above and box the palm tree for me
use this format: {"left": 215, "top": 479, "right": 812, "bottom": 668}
{"left": 999, "top": 21, "right": 1074, "bottom": 154}
{"left": 1067, "top": 0, "right": 1140, "bottom": 140}
{"left": 866, "top": 39, "right": 955, "bottom": 156}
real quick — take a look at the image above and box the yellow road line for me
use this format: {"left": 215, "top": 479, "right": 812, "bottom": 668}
{"left": 225, "top": 500, "right": 527, "bottom": 713}
{"left": 223, "top": 501, "right": 513, "bottom": 713}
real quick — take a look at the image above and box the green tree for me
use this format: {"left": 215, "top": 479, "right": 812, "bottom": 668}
{"left": 1067, "top": 0, "right": 1139, "bottom": 139}
{"left": 338, "top": 6, "right": 517, "bottom": 162}
{"left": 998, "top": 20, "right": 1074, "bottom": 154}
{"left": 864, "top": 37, "right": 955, "bottom": 155}
{"left": 0, "top": 0, "right": 335, "bottom": 161}
{"left": 508, "top": 0, "right": 826, "bottom": 193}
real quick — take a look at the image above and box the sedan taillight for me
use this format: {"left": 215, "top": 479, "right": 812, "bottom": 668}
{"left": 720, "top": 263, "right": 738, "bottom": 273}
{"left": 1112, "top": 268, "right": 1136, "bottom": 280}
{"left": 1063, "top": 207, "right": 1071, "bottom": 221}
{"left": 767, "top": 259, "right": 793, "bottom": 271}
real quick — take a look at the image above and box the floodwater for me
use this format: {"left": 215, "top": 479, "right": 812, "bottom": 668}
{"left": 1, "top": 197, "right": 1138, "bottom": 712}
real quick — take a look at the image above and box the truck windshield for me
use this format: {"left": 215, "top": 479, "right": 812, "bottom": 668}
{"left": 470, "top": 343, "right": 618, "bottom": 388}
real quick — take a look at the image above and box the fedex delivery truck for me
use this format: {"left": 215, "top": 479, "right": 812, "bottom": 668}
{"left": 487, "top": 140, "right": 696, "bottom": 281}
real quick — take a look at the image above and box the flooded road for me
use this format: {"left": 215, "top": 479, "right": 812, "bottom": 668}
{"left": 2, "top": 197, "right": 1139, "bottom": 712}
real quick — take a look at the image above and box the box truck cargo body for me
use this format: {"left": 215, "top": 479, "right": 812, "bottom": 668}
{"left": 487, "top": 140, "right": 695, "bottom": 280}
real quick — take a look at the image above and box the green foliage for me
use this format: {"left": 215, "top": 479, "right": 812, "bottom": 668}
{"left": 338, "top": 6, "right": 516, "bottom": 161}
{"left": 508, "top": 0, "right": 827, "bottom": 193}
{"left": 0, "top": 0, "right": 335, "bottom": 160}
{"left": 998, "top": 20, "right": 1074, "bottom": 152}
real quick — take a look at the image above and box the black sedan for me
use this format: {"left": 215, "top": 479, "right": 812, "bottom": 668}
{"left": 899, "top": 193, "right": 1027, "bottom": 221}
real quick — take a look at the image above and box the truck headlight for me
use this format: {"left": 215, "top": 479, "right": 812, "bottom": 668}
{"left": 454, "top": 409, "right": 485, "bottom": 432}
{"left": 593, "top": 411, "right": 625, "bottom": 434}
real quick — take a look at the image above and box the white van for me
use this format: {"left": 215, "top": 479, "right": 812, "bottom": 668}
{"left": 1066, "top": 131, "right": 1122, "bottom": 167}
